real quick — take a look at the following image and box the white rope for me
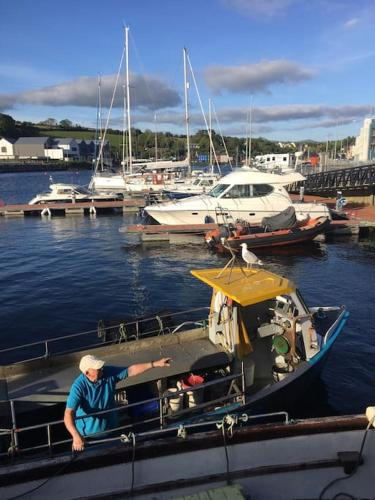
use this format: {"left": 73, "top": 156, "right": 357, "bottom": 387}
{"left": 186, "top": 53, "right": 221, "bottom": 174}
{"left": 93, "top": 43, "right": 126, "bottom": 175}
{"left": 212, "top": 101, "right": 233, "bottom": 170}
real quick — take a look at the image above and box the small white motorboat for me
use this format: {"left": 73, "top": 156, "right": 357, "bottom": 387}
{"left": 28, "top": 183, "right": 124, "bottom": 205}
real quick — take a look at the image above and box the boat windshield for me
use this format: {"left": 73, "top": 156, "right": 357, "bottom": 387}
{"left": 74, "top": 187, "right": 90, "bottom": 195}
{"left": 208, "top": 184, "right": 230, "bottom": 198}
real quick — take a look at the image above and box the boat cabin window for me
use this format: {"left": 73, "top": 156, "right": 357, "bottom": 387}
{"left": 221, "top": 184, "right": 274, "bottom": 199}
{"left": 252, "top": 184, "right": 274, "bottom": 197}
{"left": 223, "top": 184, "right": 252, "bottom": 198}
{"left": 208, "top": 183, "right": 230, "bottom": 198}
{"left": 201, "top": 179, "right": 214, "bottom": 186}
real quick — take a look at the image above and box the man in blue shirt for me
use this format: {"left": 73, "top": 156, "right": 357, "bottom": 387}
{"left": 64, "top": 354, "right": 171, "bottom": 451}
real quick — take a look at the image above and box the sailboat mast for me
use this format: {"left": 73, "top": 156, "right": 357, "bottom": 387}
{"left": 209, "top": 98, "right": 213, "bottom": 173}
{"left": 183, "top": 47, "right": 191, "bottom": 175}
{"left": 125, "top": 26, "right": 133, "bottom": 175}
{"left": 154, "top": 113, "right": 158, "bottom": 163}
{"left": 97, "top": 76, "right": 104, "bottom": 171}
{"left": 122, "top": 84, "right": 126, "bottom": 175}
{"left": 248, "top": 95, "right": 253, "bottom": 166}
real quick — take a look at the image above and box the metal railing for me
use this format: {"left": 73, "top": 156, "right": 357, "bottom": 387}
{"left": 289, "top": 163, "right": 375, "bottom": 194}
{"left": 0, "top": 307, "right": 210, "bottom": 365}
{"left": 0, "top": 369, "right": 247, "bottom": 459}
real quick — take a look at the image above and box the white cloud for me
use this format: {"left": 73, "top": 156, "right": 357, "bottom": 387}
{"left": 214, "top": 103, "right": 372, "bottom": 125}
{"left": 0, "top": 73, "right": 181, "bottom": 113}
{"left": 132, "top": 104, "right": 370, "bottom": 135}
{"left": 204, "top": 60, "right": 316, "bottom": 95}
{"left": 220, "top": 0, "right": 299, "bottom": 18}
{"left": 343, "top": 17, "right": 360, "bottom": 29}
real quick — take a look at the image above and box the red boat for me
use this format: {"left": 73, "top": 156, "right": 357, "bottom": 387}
{"left": 205, "top": 207, "right": 331, "bottom": 253}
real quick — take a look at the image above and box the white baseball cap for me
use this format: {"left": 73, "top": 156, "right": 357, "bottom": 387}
{"left": 79, "top": 354, "right": 105, "bottom": 373}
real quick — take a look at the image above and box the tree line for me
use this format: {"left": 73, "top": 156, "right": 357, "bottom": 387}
{"left": 0, "top": 113, "right": 356, "bottom": 162}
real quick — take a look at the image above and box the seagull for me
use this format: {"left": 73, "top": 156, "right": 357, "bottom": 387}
{"left": 239, "top": 243, "right": 263, "bottom": 268}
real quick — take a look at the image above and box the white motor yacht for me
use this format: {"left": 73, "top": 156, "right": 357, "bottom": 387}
{"left": 145, "top": 168, "right": 330, "bottom": 225}
{"left": 28, "top": 183, "right": 123, "bottom": 205}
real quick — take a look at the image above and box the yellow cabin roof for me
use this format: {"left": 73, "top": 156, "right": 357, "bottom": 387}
{"left": 191, "top": 267, "right": 295, "bottom": 307}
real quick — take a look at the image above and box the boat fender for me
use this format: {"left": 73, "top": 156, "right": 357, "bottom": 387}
{"left": 217, "top": 296, "right": 233, "bottom": 324}
{"left": 41, "top": 207, "right": 51, "bottom": 217}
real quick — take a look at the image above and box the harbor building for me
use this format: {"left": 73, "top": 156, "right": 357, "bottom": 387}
{"left": 353, "top": 117, "right": 375, "bottom": 161}
{"left": 0, "top": 137, "right": 16, "bottom": 159}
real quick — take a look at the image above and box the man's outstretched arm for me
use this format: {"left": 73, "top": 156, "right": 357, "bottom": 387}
{"left": 128, "top": 357, "right": 171, "bottom": 377}
{"left": 64, "top": 408, "right": 85, "bottom": 451}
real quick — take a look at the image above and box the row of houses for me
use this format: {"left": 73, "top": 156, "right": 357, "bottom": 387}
{"left": 0, "top": 137, "right": 109, "bottom": 161}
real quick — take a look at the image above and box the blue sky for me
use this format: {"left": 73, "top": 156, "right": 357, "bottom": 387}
{"left": 1, "top": 0, "right": 374, "bottom": 141}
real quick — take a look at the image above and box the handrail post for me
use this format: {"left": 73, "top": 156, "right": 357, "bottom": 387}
{"left": 10, "top": 400, "right": 19, "bottom": 452}
{"left": 47, "top": 424, "right": 52, "bottom": 456}
{"left": 241, "top": 362, "right": 246, "bottom": 405}
{"left": 44, "top": 340, "right": 49, "bottom": 358}
{"left": 159, "top": 394, "right": 164, "bottom": 429}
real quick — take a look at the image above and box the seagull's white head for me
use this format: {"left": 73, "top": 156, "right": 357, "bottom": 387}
{"left": 240, "top": 243, "right": 248, "bottom": 249}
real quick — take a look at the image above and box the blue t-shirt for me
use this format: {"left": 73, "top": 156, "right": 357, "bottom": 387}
{"left": 66, "top": 365, "right": 128, "bottom": 436}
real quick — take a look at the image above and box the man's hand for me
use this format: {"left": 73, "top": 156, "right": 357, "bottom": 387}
{"left": 72, "top": 434, "right": 85, "bottom": 452}
{"left": 64, "top": 408, "right": 85, "bottom": 452}
{"left": 153, "top": 357, "right": 171, "bottom": 368}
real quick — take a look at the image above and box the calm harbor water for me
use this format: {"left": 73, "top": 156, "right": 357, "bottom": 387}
{"left": 0, "top": 170, "right": 375, "bottom": 416}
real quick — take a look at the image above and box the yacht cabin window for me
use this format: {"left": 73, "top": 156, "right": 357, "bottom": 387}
{"left": 222, "top": 184, "right": 274, "bottom": 198}
{"left": 208, "top": 184, "right": 230, "bottom": 198}
{"left": 253, "top": 184, "right": 274, "bottom": 197}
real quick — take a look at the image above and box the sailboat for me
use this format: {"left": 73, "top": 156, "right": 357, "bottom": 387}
{"left": 90, "top": 31, "right": 191, "bottom": 193}
{"left": 162, "top": 98, "right": 227, "bottom": 199}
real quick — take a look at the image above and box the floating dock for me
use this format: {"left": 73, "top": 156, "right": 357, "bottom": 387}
{"left": 124, "top": 222, "right": 219, "bottom": 243}
{"left": 0, "top": 199, "right": 145, "bottom": 217}
{"left": 123, "top": 216, "right": 375, "bottom": 243}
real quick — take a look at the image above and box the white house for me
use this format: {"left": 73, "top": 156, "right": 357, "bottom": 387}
{"left": 44, "top": 147, "right": 64, "bottom": 160}
{"left": 353, "top": 118, "right": 375, "bottom": 161}
{"left": 56, "top": 138, "right": 80, "bottom": 159}
{"left": 0, "top": 138, "right": 16, "bottom": 159}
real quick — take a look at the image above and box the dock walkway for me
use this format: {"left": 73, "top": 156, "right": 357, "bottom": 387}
{"left": 0, "top": 199, "right": 145, "bottom": 216}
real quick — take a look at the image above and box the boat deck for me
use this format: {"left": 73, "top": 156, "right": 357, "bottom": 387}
{"left": 1, "top": 329, "right": 230, "bottom": 407}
